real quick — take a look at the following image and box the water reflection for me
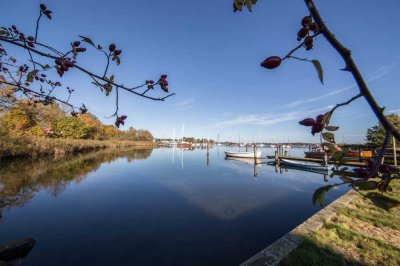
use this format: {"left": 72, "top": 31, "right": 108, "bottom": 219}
{"left": 0, "top": 148, "right": 152, "bottom": 220}
{"left": 0, "top": 147, "right": 349, "bottom": 266}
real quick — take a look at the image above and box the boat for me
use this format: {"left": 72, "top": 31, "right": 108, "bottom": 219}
{"left": 225, "top": 157, "right": 261, "bottom": 165}
{"left": 280, "top": 158, "right": 334, "bottom": 171}
{"left": 278, "top": 163, "right": 333, "bottom": 174}
{"left": 225, "top": 150, "right": 262, "bottom": 158}
{"left": 177, "top": 141, "right": 192, "bottom": 148}
{"left": 304, "top": 151, "right": 327, "bottom": 159}
{"left": 347, "top": 150, "right": 373, "bottom": 158}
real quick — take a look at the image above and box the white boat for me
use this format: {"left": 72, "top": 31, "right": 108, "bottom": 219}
{"left": 225, "top": 150, "right": 262, "bottom": 158}
{"left": 225, "top": 157, "right": 261, "bottom": 165}
{"left": 280, "top": 158, "right": 333, "bottom": 171}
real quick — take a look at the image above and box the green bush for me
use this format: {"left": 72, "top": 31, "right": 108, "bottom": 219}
{"left": 52, "top": 117, "right": 94, "bottom": 139}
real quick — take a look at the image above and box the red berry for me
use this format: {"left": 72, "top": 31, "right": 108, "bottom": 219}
{"left": 27, "top": 42, "right": 35, "bottom": 48}
{"left": 260, "top": 56, "right": 282, "bottom": 69}
{"left": 27, "top": 36, "right": 35, "bottom": 42}
{"left": 301, "top": 16, "right": 311, "bottom": 27}
{"left": 120, "top": 115, "right": 127, "bottom": 120}
{"left": 315, "top": 114, "right": 325, "bottom": 123}
{"left": 299, "top": 118, "right": 315, "bottom": 127}
{"left": 297, "top": 27, "right": 308, "bottom": 41}
{"left": 40, "top": 4, "right": 46, "bottom": 11}
{"left": 114, "top": 50, "right": 122, "bottom": 56}
{"left": 309, "top": 23, "right": 319, "bottom": 33}
{"left": 73, "top": 41, "right": 80, "bottom": 47}
{"left": 160, "top": 74, "right": 167, "bottom": 79}
{"left": 304, "top": 36, "right": 313, "bottom": 46}
{"left": 311, "top": 122, "right": 324, "bottom": 135}
{"left": 109, "top": 44, "right": 116, "bottom": 52}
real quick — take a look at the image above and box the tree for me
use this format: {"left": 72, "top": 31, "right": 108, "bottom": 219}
{"left": 366, "top": 114, "right": 400, "bottom": 148}
{"left": 0, "top": 3, "right": 175, "bottom": 127}
{"left": 51, "top": 117, "right": 92, "bottom": 139}
{"left": 233, "top": 0, "right": 399, "bottom": 200}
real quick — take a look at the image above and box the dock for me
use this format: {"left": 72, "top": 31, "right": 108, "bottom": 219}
{"left": 276, "top": 156, "right": 367, "bottom": 167}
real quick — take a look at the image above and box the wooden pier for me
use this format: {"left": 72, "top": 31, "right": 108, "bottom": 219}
{"left": 275, "top": 156, "right": 367, "bottom": 167}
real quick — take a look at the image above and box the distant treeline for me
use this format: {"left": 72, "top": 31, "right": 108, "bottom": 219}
{"left": 0, "top": 85, "right": 154, "bottom": 158}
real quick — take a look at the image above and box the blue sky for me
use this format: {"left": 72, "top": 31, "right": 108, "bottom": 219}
{"left": 1, "top": 0, "right": 399, "bottom": 143}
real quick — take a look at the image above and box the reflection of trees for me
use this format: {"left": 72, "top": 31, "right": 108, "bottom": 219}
{"left": 0, "top": 148, "right": 153, "bottom": 218}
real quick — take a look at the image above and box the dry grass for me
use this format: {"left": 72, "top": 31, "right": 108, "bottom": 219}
{"left": 281, "top": 179, "right": 400, "bottom": 266}
{"left": 0, "top": 136, "right": 154, "bottom": 158}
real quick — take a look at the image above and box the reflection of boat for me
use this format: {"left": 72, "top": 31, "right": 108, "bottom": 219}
{"left": 225, "top": 157, "right": 261, "bottom": 165}
{"left": 278, "top": 163, "right": 333, "bottom": 174}
{"left": 225, "top": 150, "right": 262, "bottom": 158}
{"left": 280, "top": 158, "right": 333, "bottom": 171}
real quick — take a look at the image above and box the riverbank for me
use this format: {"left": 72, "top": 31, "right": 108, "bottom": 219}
{"left": 0, "top": 136, "right": 155, "bottom": 158}
{"left": 242, "top": 179, "right": 400, "bottom": 266}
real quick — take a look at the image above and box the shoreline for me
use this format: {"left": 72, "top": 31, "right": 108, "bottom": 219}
{"left": 241, "top": 189, "right": 359, "bottom": 266}
{"left": 0, "top": 137, "right": 155, "bottom": 159}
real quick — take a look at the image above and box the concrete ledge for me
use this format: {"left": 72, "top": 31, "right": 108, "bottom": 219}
{"left": 240, "top": 189, "right": 358, "bottom": 266}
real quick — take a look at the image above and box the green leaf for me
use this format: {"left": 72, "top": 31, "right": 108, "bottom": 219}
{"left": 0, "top": 30, "right": 6, "bottom": 35}
{"left": 321, "top": 142, "right": 336, "bottom": 153}
{"left": 322, "top": 111, "right": 332, "bottom": 126}
{"left": 332, "top": 151, "right": 346, "bottom": 162}
{"left": 79, "top": 35, "right": 95, "bottom": 46}
{"left": 311, "top": 59, "right": 324, "bottom": 84}
{"left": 91, "top": 81, "right": 100, "bottom": 87}
{"left": 26, "top": 70, "right": 39, "bottom": 83}
{"left": 353, "top": 180, "right": 379, "bottom": 191}
{"left": 234, "top": 0, "right": 243, "bottom": 12}
{"left": 322, "top": 132, "right": 335, "bottom": 143}
{"left": 112, "top": 55, "right": 121, "bottom": 65}
{"left": 340, "top": 175, "right": 354, "bottom": 183}
{"left": 312, "top": 185, "right": 334, "bottom": 206}
{"left": 325, "top": 126, "right": 339, "bottom": 131}
{"left": 245, "top": 0, "right": 253, "bottom": 12}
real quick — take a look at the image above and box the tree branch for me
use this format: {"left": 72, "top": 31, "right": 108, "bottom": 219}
{"left": 0, "top": 37, "right": 175, "bottom": 101}
{"left": 304, "top": 0, "right": 400, "bottom": 142}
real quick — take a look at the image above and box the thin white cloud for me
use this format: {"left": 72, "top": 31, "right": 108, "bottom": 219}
{"left": 388, "top": 109, "right": 400, "bottom": 114}
{"left": 173, "top": 98, "right": 196, "bottom": 112}
{"left": 284, "top": 61, "right": 398, "bottom": 108}
{"left": 213, "top": 105, "right": 333, "bottom": 127}
{"left": 284, "top": 85, "right": 354, "bottom": 108}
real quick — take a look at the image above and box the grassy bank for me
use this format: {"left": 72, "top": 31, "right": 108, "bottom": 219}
{"left": 280, "top": 179, "right": 400, "bottom": 266}
{"left": 0, "top": 136, "right": 155, "bottom": 158}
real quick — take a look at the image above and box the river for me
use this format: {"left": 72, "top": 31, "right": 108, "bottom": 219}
{"left": 0, "top": 146, "right": 349, "bottom": 265}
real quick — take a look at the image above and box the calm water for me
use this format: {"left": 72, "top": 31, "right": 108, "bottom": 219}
{"left": 0, "top": 147, "right": 349, "bottom": 266}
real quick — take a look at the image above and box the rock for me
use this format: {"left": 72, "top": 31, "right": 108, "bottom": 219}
{"left": 0, "top": 238, "right": 36, "bottom": 262}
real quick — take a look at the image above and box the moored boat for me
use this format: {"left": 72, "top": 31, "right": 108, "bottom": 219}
{"left": 304, "top": 151, "right": 327, "bottom": 159}
{"left": 280, "top": 158, "right": 334, "bottom": 171}
{"left": 177, "top": 142, "right": 192, "bottom": 148}
{"left": 225, "top": 150, "right": 262, "bottom": 158}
